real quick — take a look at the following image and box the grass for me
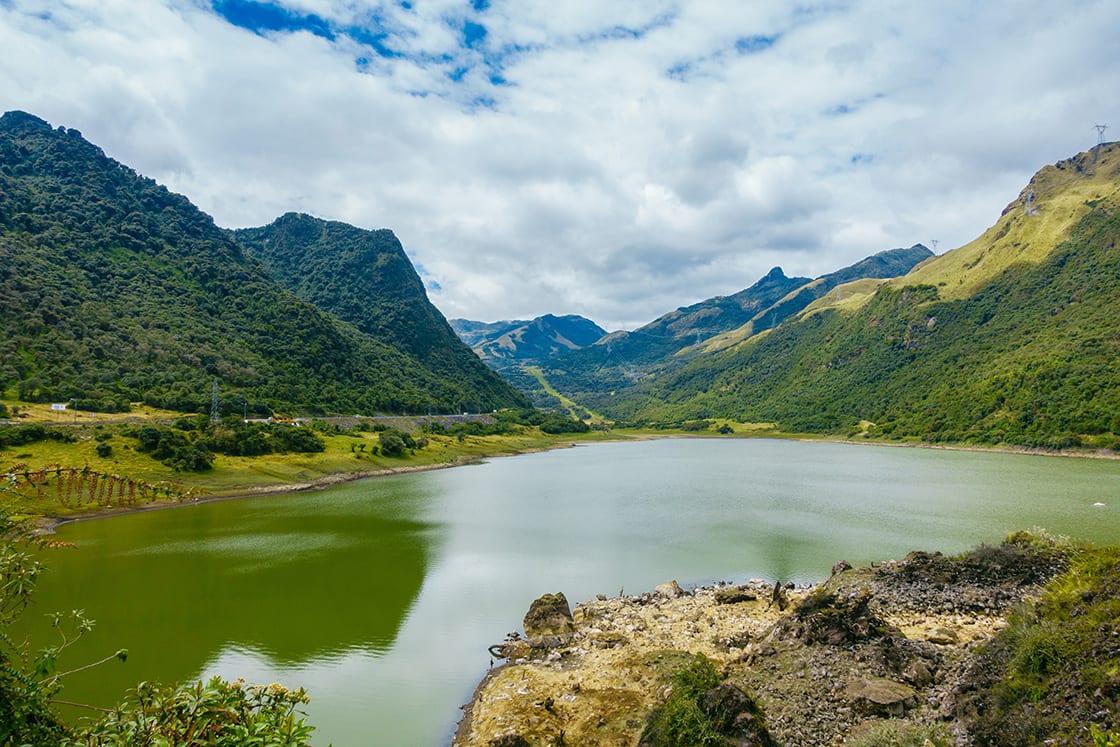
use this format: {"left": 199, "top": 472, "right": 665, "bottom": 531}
{"left": 966, "top": 541, "right": 1120, "bottom": 743}
{"left": 845, "top": 721, "right": 953, "bottom": 747}
{"left": 640, "top": 655, "right": 727, "bottom": 747}
{"left": 797, "top": 142, "right": 1120, "bottom": 322}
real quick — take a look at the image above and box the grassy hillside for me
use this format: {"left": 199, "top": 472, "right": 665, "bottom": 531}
{"left": 612, "top": 144, "right": 1120, "bottom": 448}
{"left": 0, "top": 111, "right": 520, "bottom": 416}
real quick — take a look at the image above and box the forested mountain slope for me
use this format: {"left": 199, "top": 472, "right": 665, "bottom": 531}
{"left": 613, "top": 143, "right": 1120, "bottom": 448}
{"left": 0, "top": 111, "right": 526, "bottom": 415}
{"left": 232, "top": 214, "right": 527, "bottom": 411}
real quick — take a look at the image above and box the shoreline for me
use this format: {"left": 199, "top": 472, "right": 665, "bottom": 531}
{"left": 27, "top": 432, "right": 1117, "bottom": 534}
{"left": 35, "top": 444, "right": 575, "bottom": 533}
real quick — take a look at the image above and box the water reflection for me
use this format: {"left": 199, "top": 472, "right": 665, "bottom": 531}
{"left": 15, "top": 477, "right": 438, "bottom": 717}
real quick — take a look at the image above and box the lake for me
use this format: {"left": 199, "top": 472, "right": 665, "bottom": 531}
{"left": 17, "top": 438, "right": 1120, "bottom": 745}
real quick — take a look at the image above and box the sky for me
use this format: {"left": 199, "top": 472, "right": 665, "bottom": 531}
{"left": 1, "top": 1, "right": 1117, "bottom": 330}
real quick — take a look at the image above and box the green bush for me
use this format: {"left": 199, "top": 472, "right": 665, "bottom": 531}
{"left": 538, "top": 413, "right": 590, "bottom": 434}
{"left": 68, "top": 677, "right": 313, "bottom": 746}
{"left": 378, "top": 429, "right": 407, "bottom": 457}
{"left": 0, "top": 424, "right": 76, "bottom": 449}
{"left": 640, "top": 656, "right": 725, "bottom": 747}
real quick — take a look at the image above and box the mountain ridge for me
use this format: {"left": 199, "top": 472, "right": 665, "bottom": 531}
{"left": 0, "top": 110, "right": 527, "bottom": 415}
{"left": 602, "top": 142, "right": 1120, "bottom": 447}
{"left": 450, "top": 314, "right": 607, "bottom": 364}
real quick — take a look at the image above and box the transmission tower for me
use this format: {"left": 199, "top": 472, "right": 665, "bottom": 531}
{"left": 210, "top": 379, "right": 220, "bottom": 422}
{"left": 1093, "top": 124, "right": 1108, "bottom": 163}
{"left": 930, "top": 239, "right": 939, "bottom": 253}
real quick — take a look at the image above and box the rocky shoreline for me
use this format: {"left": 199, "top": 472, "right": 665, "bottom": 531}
{"left": 454, "top": 538, "right": 1070, "bottom": 746}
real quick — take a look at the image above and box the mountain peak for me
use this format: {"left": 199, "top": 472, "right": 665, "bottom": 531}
{"left": 0, "top": 110, "right": 52, "bottom": 134}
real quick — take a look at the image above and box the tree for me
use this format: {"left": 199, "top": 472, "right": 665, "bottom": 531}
{"left": 378, "top": 428, "right": 407, "bottom": 457}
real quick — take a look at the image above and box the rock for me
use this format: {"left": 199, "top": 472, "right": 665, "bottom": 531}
{"left": 926, "top": 626, "right": 959, "bottom": 645}
{"left": 786, "top": 589, "right": 893, "bottom": 645}
{"left": 831, "top": 560, "right": 853, "bottom": 576}
{"left": 715, "top": 586, "right": 759, "bottom": 604}
{"left": 588, "top": 631, "right": 627, "bottom": 648}
{"left": 903, "top": 659, "right": 935, "bottom": 687}
{"left": 523, "top": 592, "right": 575, "bottom": 637}
{"left": 655, "top": 580, "right": 689, "bottom": 598}
{"left": 844, "top": 677, "right": 918, "bottom": 716}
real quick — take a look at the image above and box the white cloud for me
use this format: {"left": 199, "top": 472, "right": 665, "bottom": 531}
{"left": 1, "top": 0, "right": 1117, "bottom": 329}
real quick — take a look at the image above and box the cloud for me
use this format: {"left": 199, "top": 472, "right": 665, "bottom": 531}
{"left": 1, "top": 0, "right": 1117, "bottom": 329}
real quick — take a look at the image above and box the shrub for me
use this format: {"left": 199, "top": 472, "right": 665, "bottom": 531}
{"left": 538, "top": 413, "right": 590, "bottom": 434}
{"left": 378, "top": 429, "right": 407, "bottom": 457}
{"left": 70, "top": 677, "right": 314, "bottom": 746}
{"left": 640, "top": 655, "right": 725, "bottom": 747}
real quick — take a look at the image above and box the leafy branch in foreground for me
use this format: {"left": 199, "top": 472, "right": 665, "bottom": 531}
{"left": 64, "top": 677, "right": 314, "bottom": 747}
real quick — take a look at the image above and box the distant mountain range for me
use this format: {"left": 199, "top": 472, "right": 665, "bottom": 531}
{"left": 0, "top": 111, "right": 528, "bottom": 415}
{"left": 491, "top": 245, "right": 932, "bottom": 412}
{"left": 537, "top": 142, "right": 1120, "bottom": 448}
{"left": 450, "top": 314, "right": 607, "bottom": 363}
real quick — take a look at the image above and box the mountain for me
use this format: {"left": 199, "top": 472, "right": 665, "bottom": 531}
{"left": 608, "top": 143, "right": 1120, "bottom": 448}
{"left": 231, "top": 213, "right": 524, "bottom": 411}
{"left": 535, "top": 246, "right": 932, "bottom": 411}
{"left": 450, "top": 314, "right": 607, "bottom": 364}
{"left": 0, "top": 111, "right": 527, "bottom": 415}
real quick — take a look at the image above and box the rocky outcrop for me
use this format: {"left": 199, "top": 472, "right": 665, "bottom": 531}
{"left": 455, "top": 537, "right": 1072, "bottom": 746}
{"left": 523, "top": 592, "right": 575, "bottom": 637}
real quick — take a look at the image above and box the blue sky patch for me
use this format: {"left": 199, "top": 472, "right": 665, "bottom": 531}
{"left": 463, "top": 21, "right": 487, "bottom": 49}
{"left": 347, "top": 24, "right": 402, "bottom": 60}
{"left": 212, "top": 1, "right": 334, "bottom": 40}
{"left": 735, "top": 35, "right": 777, "bottom": 54}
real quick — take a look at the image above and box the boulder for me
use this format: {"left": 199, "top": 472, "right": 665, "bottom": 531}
{"left": 655, "top": 580, "right": 689, "bottom": 598}
{"left": 831, "top": 560, "right": 853, "bottom": 576}
{"left": 845, "top": 677, "right": 918, "bottom": 716}
{"left": 523, "top": 592, "right": 575, "bottom": 637}
{"left": 926, "top": 626, "right": 959, "bottom": 645}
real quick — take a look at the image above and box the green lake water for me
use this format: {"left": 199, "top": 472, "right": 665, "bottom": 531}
{"left": 15, "top": 439, "right": 1120, "bottom": 745}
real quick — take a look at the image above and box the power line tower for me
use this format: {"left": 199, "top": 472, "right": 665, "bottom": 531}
{"left": 930, "top": 239, "right": 939, "bottom": 253}
{"left": 1093, "top": 124, "right": 1108, "bottom": 162}
{"left": 210, "top": 379, "right": 220, "bottom": 423}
